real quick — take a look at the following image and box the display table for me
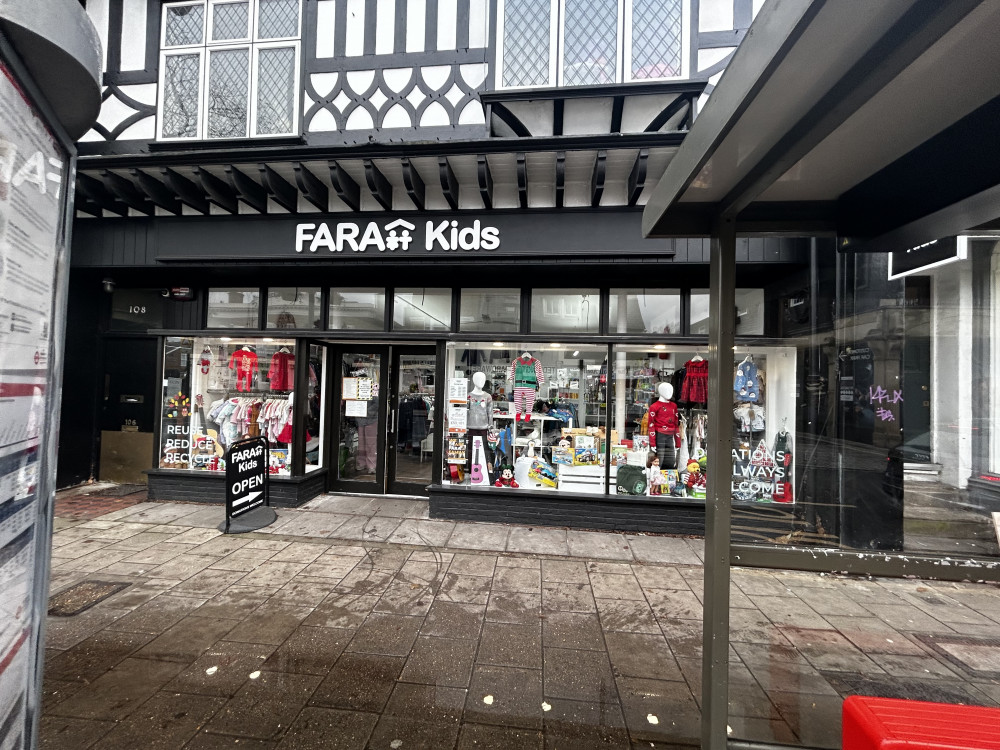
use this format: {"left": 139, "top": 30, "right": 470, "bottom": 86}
{"left": 557, "top": 464, "right": 617, "bottom": 494}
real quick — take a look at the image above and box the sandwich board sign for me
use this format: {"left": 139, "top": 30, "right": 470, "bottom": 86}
{"left": 224, "top": 436, "right": 270, "bottom": 532}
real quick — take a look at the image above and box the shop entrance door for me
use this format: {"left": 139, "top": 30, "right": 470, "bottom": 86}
{"left": 330, "top": 345, "right": 437, "bottom": 495}
{"left": 99, "top": 337, "right": 158, "bottom": 484}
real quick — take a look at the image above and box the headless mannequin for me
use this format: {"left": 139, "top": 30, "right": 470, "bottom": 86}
{"left": 648, "top": 382, "right": 679, "bottom": 469}
{"left": 467, "top": 372, "right": 493, "bottom": 480}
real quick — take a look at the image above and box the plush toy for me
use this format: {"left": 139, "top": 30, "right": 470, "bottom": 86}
{"left": 685, "top": 459, "right": 706, "bottom": 497}
{"left": 494, "top": 464, "right": 519, "bottom": 488}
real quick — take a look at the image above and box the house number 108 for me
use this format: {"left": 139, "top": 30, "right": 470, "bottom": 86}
{"left": 129, "top": 305, "right": 146, "bottom": 314}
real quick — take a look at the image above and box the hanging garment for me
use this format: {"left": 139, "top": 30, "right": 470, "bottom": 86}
{"left": 509, "top": 355, "right": 545, "bottom": 388}
{"left": 681, "top": 359, "right": 709, "bottom": 404}
{"left": 733, "top": 359, "right": 761, "bottom": 402}
{"left": 676, "top": 419, "right": 690, "bottom": 470}
{"left": 229, "top": 348, "right": 259, "bottom": 392}
{"left": 268, "top": 350, "right": 295, "bottom": 391}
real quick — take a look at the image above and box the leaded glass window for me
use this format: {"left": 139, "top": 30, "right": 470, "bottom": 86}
{"left": 255, "top": 46, "right": 296, "bottom": 135}
{"left": 159, "top": 1, "right": 300, "bottom": 140}
{"left": 497, "top": 0, "right": 688, "bottom": 88}
{"left": 164, "top": 4, "right": 204, "bottom": 46}
{"left": 630, "top": 0, "right": 683, "bottom": 79}
{"left": 501, "top": 0, "right": 552, "bottom": 88}
{"left": 562, "top": 0, "right": 619, "bottom": 86}
{"left": 257, "top": 0, "right": 299, "bottom": 39}
{"left": 211, "top": 1, "right": 249, "bottom": 41}
{"left": 207, "top": 48, "right": 250, "bottom": 138}
{"left": 161, "top": 53, "right": 201, "bottom": 138}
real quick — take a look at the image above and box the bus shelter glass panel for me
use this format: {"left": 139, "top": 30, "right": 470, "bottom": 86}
{"left": 724, "top": 240, "right": 1000, "bottom": 748}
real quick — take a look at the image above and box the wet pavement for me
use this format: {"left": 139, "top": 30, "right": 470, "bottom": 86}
{"left": 41, "top": 493, "right": 1000, "bottom": 749}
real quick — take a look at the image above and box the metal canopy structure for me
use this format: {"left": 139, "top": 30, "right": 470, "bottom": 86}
{"left": 642, "top": 0, "right": 1000, "bottom": 250}
{"left": 640, "top": 2, "right": 1000, "bottom": 748}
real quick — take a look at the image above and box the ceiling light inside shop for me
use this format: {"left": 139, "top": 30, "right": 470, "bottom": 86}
{"left": 262, "top": 338, "right": 274, "bottom": 342}
{"left": 572, "top": 350, "right": 579, "bottom": 356}
{"left": 549, "top": 343, "right": 561, "bottom": 348}
{"left": 654, "top": 344, "right": 666, "bottom": 350}
{"left": 220, "top": 337, "right": 232, "bottom": 342}
{"left": 493, "top": 342, "right": 504, "bottom": 347}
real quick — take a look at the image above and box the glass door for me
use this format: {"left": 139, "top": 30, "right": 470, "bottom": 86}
{"left": 388, "top": 347, "right": 437, "bottom": 495}
{"left": 332, "top": 347, "right": 388, "bottom": 493}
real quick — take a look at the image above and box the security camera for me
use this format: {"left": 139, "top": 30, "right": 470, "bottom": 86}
{"left": 160, "top": 288, "right": 171, "bottom": 298}
{"left": 102, "top": 278, "right": 115, "bottom": 294}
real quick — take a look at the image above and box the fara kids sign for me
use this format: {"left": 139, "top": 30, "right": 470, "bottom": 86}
{"left": 225, "top": 436, "right": 269, "bottom": 529}
{"left": 295, "top": 218, "right": 500, "bottom": 254}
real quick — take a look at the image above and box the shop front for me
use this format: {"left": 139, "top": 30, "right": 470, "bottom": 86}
{"left": 66, "top": 207, "right": 816, "bottom": 539}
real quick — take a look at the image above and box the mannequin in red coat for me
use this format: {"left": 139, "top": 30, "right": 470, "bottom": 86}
{"left": 648, "top": 382, "right": 680, "bottom": 469}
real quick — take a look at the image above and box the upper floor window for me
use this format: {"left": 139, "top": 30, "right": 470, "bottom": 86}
{"left": 159, "top": 0, "right": 301, "bottom": 140}
{"left": 497, "top": 0, "right": 688, "bottom": 89}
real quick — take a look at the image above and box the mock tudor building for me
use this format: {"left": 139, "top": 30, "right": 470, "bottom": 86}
{"left": 66, "top": 0, "right": 992, "bottom": 553}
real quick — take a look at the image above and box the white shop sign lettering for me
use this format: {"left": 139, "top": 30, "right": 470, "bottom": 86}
{"left": 295, "top": 218, "right": 500, "bottom": 254}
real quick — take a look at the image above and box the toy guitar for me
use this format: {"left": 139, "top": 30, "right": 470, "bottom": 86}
{"left": 469, "top": 435, "right": 489, "bottom": 485}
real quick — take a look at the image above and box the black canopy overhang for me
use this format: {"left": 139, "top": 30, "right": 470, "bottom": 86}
{"left": 641, "top": 0, "right": 1000, "bottom": 250}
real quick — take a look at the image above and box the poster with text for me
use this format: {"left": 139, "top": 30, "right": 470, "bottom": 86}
{"left": 0, "top": 58, "right": 68, "bottom": 744}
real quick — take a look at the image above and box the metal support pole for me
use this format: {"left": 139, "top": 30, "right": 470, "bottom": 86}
{"left": 702, "top": 217, "right": 737, "bottom": 750}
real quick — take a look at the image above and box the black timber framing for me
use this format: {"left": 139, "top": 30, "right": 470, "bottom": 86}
{"left": 294, "top": 162, "right": 329, "bottom": 211}
{"left": 226, "top": 165, "right": 268, "bottom": 213}
{"left": 329, "top": 161, "right": 361, "bottom": 211}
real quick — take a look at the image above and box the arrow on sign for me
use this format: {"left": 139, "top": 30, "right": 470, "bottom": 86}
{"left": 233, "top": 491, "right": 262, "bottom": 508}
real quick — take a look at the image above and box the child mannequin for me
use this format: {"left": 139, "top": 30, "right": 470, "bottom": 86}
{"left": 647, "top": 382, "right": 679, "bottom": 468}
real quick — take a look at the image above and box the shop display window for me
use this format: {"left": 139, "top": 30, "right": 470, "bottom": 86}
{"left": 441, "top": 342, "right": 795, "bottom": 501}
{"left": 459, "top": 288, "right": 521, "bottom": 332}
{"left": 610, "top": 345, "right": 795, "bottom": 502}
{"left": 206, "top": 287, "right": 261, "bottom": 328}
{"left": 530, "top": 289, "right": 600, "bottom": 333}
{"left": 443, "top": 343, "right": 609, "bottom": 492}
{"left": 393, "top": 288, "right": 452, "bottom": 331}
{"left": 609, "top": 289, "right": 681, "bottom": 334}
{"left": 328, "top": 288, "right": 386, "bottom": 331}
{"left": 159, "top": 336, "right": 297, "bottom": 475}
{"left": 266, "top": 287, "right": 321, "bottom": 329}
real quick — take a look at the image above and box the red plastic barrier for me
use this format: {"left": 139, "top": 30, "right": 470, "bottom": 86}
{"left": 843, "top": 696, "right": 1000, "bottom": 750}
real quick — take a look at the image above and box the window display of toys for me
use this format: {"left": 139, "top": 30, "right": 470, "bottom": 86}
{"left": 494, "top": 464, "right": 518, "bottom": 488}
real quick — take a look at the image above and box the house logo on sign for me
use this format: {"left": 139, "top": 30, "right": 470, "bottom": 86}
{"left": 295, "top": 218, "right": 500, "bottom": 254}
{"left": 384, "top": 219, "right": 415, "bottom": 251}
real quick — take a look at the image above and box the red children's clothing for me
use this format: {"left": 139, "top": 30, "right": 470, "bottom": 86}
{"left": 229, "top": 348, "right": 259, "bottom": 392}
{"left": 681, "top": 359, "right": 709, "bottom": 404}
{"left": 648, "top": 399, "right": 679, "bottom": 442}
{"left": 268, "top": 350, "right": 295, "bottom": 391}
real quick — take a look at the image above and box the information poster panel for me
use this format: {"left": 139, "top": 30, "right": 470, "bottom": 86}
{"left": 0, "top": 56, "right": 68, "bottom": 747}
{"left": 225, "top": 437, "right": 269, "bottom": 524}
